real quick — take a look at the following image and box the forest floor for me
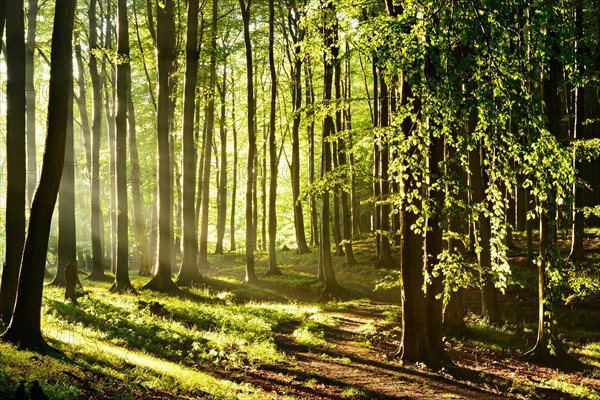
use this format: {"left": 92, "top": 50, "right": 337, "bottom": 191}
{"left": 0, "top": 231, "right": 599, "bottom": 399}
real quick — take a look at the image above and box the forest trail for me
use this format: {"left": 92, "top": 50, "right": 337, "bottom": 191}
{"left": 221, "top": 303, "right": 511, "bottom": 399}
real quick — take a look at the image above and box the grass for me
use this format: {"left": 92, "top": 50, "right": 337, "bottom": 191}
{"left": 1, "top": 237, "right": 600, "bottom": 399}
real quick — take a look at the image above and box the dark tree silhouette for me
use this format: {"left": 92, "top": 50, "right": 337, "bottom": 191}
{"left": 1, "top": 0, "right": 76, "bottom": 351}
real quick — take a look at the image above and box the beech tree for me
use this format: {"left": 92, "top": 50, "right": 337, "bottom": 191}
{"left": 143, "top": 0, "right": 179, "bottom": 292}
{"left": 1, "top": 0, "right": 76, "bottom": 351}
{"left": 0, "top": 0, "right": 26, "bottom": 323}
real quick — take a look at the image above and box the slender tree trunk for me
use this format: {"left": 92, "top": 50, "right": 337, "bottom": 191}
{"left": 148, "top": 186, "right": 158, "bottom": 269}
{"left": 51, "top": 99, "right": 76, "bottom": 287}
{"left": 1, "top": 0, "right": 76, "bottom": 351}
{"left": 0, "top": 0, "right": 26, "bottom": 322}
{"left": 266, "top": 0, "right": 281, "bottom": 275}
{"left": 372, "top": 59, "right": 381, "bottom": 259}
{"left": 470, "top": 138, "right": 502, "bottom": 325}
{"left": 74, "top": 43, "right": 92, "bottom": 175}
{"left": 569, "top": 2, "right": 585, "bottom": 262}
{"left": 306, "top": 60, "right": 318, "bottom": 247}
{"left": 335, "top": 50, "right": 355, "bottom": 265}
{"left": 177, "top": 0, "right": 202, "bottom": 284}
{"left": 143, "top": 0, "right": 179, "bottom": 292}
{"left": 261, "top": 135, "right": 267, "bottom": 252}
{"left": 289, "top": 14, "right": 310, "bottom": 255}
{"left": 110, "top": 0, "right": 135, "bottom": 293}
{"left": 87, "top": 0, "right": 109, "bottom": 282}
{"left": 103, "top": 1, "right": 118, "bottom": 274}
{"left": 198, "top": 0, "right": 218, "bottom": 268}
{"left": 25, "top": 0, "right": 38, "bottom": 206}
{"left": 215, "top": 65, "right": 228, "bottom": 255}
{"left": 240, "top": 0, "right": 258, "bottom": 283}
{"left": 377, "top": 72, "right": 394, "bottom": 267}
{"left": 127, "top": 74, "right": 151, "bottom": 276}
{"left": 318, "top": 0, "right": 341, "bottom": 300}
{"left": 230, "top": 89, "right": 238, "bottom": 251}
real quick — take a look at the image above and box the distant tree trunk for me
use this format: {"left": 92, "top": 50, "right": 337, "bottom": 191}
{"left": 306, "top": 60, "right": 318, "bottom": 247}
{"left": 148, "top": 186, "right": 158, "bottom": 268}
{"left": 1, "top": 0, "right": 76, "bottom": 351}
{"left": 127, "top": 73, "right": 151, "bottom": 276}
{"left": 332, "top": 142, "right": 344, "bottom": 257}
{"left": 215, "top": 65, "right": 228, "bottom": 255}
{"left": 376, "top": 72, "right": 394, "bottom": 268}
{"left": 74, "top": 43, "right": 92, "bottom": 175}
{"left": 25, "top": 0, "right": 38, "bottom": 206}
{"left": 288, "top": 11, "right": 310, "bottom": 255}
{"left": 569, "top": 3, "right": 585, "bottom": 262}
{"left": 372, "top": 61, "right": 381, "bottom": 259}
{"left": 230, "top": 89, "right": 238, "bottom": 251}
{"left": 51, "top": 99, "right": 76, "bottom": 287}
{"left": 143, "top": 0, "right": 179, "bottom": 293}
{"left": 110, "top": 0, "right": 135, "bottom": 293}
{"left": 318, "top": 0, "right": 341, "bottom": 300}
{"left": 177, "top": 0, "right": 202, "bottom": 284}
{"left": 87, "top": 0, "right": 109, "bottom": 282}
{"left": 198, "top": 0, "right": 218, "bottom": 268}
{"left": 470, "top": 133, "right": 502, "bottom": 326}
{"left": 266, "top": 0, "right": 281, "bottom": 275}
{"left": 343, "top": 46, "right": 360, "bottom": 239}
{"left": 261, "top": 135, "right": 267, "bottom": 252}
{"left": 240, "top": 0, "right": 258, "bottom": 283}
{"left": 0, "top": 0, "right": 26, "bottom": 323}
{"left": 335, "top": 50, "right": 355, "bottom": 265}
{"left": 103, "top": 0, "right": 117, "bottom": 274}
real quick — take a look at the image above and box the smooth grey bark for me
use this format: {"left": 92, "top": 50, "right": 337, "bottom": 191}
{"left": 177, "top": 0, "right": 202, "bottom": 285}
{"left": 110, "top": 0, "right": 136, "bottom": 293}
{"left": 143, "top": 0, "right": 179, "bottom": 292}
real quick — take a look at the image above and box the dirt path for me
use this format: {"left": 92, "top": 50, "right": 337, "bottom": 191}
{"left": 222, "top": 303, "right": 513, "bottom": 399}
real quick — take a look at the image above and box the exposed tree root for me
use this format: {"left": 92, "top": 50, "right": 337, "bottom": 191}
{"left": 142, "top": 275, "right": 180, "bottom": 293}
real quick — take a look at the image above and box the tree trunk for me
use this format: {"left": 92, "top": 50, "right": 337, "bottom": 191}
{"left": 318, "top": 0, "right": 341, "bottom": 300}
{"left": 470, "top": 140, "right": 502, "bottom": 325}
{"left": 127, "top": 72, "right": 151, "bottom": 276}
{"left": 289, "top": 12, "right": 310, "bottom": 255}
{"left": 215, "top": 65, "right": 228, "bottom": 255}
{"left": 1, "top": 0, "right": 76, "bottom": 351}
{"left": 399, "top": 79, "right": 433, "bottom": 365}
{"left": 376, "top": 72, "right": 394, "bottom": 267}
{"left": 306, "top": 61, "right": 318, "bottom": 247}
{"left": 143, "top": 0, "right": 179, "bottom": 293}
{"left": 230, "top": 89, "right": 238, "bottom": 251}
{"left": 87, "top": 0, "right": 109, "bottom": 282}
{"left": 265, "top": 0, "right": 280, "bottom": 275}
{"left": 110, "top": 0, "right": 135, "bottom": 293}
{"left": 198, "top": 0, "right": 218, "bottom": 268}
{"left": 74, "top": 43, "right": 92, "bottom": 176}
{"left": 177, "top": 0, "right": 202, "bottom": 285}
{"left": 335, "top": 51, "right": 355, "bottom": 266}
{"left": 25, "top": 0, "right": 38, "bottom": 206}
{"left": 103, "top": 1, "right": 117, "bottom": 274}
{"left": 240, "top": 0, "right": 258, "bottom": 284}
{"left": 51, "top": 99, "right": 76, "bottom": 287}
{"left": 0, "top": 0, "right": 26, "bottom": 323}
{"left": 524, "top": 26, "right": 577, "bottom": 367}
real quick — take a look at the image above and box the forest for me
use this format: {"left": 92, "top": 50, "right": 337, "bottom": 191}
{"left": 0, "top": 0, "right": 599, "bottom": 398}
